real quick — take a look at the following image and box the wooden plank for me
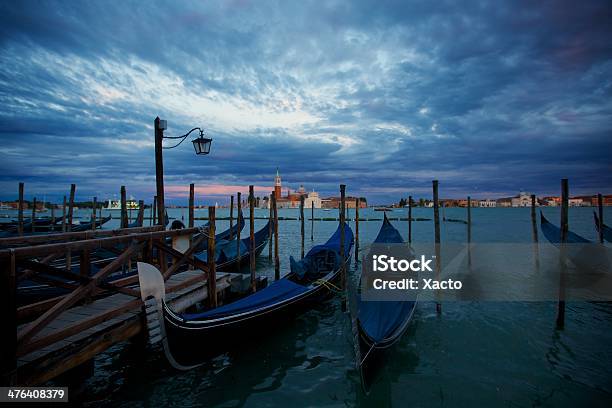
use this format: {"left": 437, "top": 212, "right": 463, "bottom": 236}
{"left": 17, "top": 241, "right": 144, "bottom": 347}
{"left": 207, "top": 206, "right": 217, "bottom": 306}
{"left": 0, "top": 227, "right": 197, "bottom": 259}
{"left": 17, "top": 319, "right": 142, "bottom": 385}
{"left": 16, "top": 298, "right": 142, "bottom": 357}
{"left": 0, "top": 225, "right": 163, "bottom": 247}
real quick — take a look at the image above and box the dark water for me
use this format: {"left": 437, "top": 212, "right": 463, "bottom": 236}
{"left": 28, "top": 206, "right": 612, "bottom": 406}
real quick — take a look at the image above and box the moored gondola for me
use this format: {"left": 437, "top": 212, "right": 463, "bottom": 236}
{"left": 137, "top": 222, "right": 354, "bottom": 368}
{"left": 354, "top": 214, "right": 417, "bottom": 392}
{"left": 195, "top": 217, "right": 269, "bottom": 272}
{"left": 594, "top": 212, "right": 612, "bottom": 243}
{"left": 540, "top": 212, "right": 590, "bottom": 244}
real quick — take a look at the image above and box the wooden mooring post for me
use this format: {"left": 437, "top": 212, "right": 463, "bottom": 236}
{"left": 67, "top": 184, "right": 75, "bottom": 232}
{"left": 273, "top": 193, "right": 279, "bottom": 279}
{"left": 597, "top": 193, "right": 604, "bottom": 244}
{"left": 18, "top": 182, "right": 24, "bottom": 236}
{"left": 236, "top": 192, "right": 242, "bottom": 271}
{"left": 268, "top": 194, "right": 272, "bottom": 261}
{"left": 340, "top": 184, "right": 346, "bottom": 311}
{"left": 467, "top": 195, "right": 472, "bottom": 267}
{"left": 530, "top": 194, "right": 539, "bottom": 270}
{"left": 92, "top": 197, "right": 97, "bottom": 231}
{"left": 31, "top": 197, "right": 36, "bottom": 233}
{"left": 188, "top": 184, "right": 195, "bottom": 228}
{"left": 229, "top": 195, "right": 234, "bottom": 241}
{"left": 311, "top": 201, "right": 314, "bottom": 241}
{"left": 433, "top": 180, "right": 441, "bottom": 315}
{"left": 556, "top": 178, "right": 569, "bottom": 330}
{"left": 408, "top": 195, "right": 412, "bottom": 244}
{"left": 152, "top": 196, "right": 157, "bottom": 226}
{"left": 207, "top": 206, "right": 217, "bottom": 307}
{"left": 300, "top": 195, "right": 305, "bottom": 259}
{"left": 120, "top": 186, "right": 128, "bottom": 229}
{"left": 249, "top": 186, "right": 256, "bottom": 293}
{"left": 66, "top": 184, "right": 76, "bottom": 271}
{"left": 355, "top": 198, "right": 360, "bottom": 264}
{"left": 61, "top": 196, "right": 67, "bottom": 233}
{"left": 51, "top": 206, "right": 55, "bottom": 226}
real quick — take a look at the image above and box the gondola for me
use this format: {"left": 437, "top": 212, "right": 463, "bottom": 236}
{"left": 540, "top": 212, "right": 591, "bottom": 244}
{"left": 540, "top": 212, "right": 610, "bottom": 288}
{"left": 69, "top": 215, "right": 112, "bottom": 232}
{"left": 594, "top": 212, "right": 612, "bottom": 243}
{"left": 193, "top": 210, "right": 245, "bottom": 251}
{"left": 195, "top": 217, "right": 269, "bottom": 271}
{"left": 354, "top": 214, "right": 417, "bottom": 392}
{"left": 137, "top": 222, "right": 354, "bottom": 368}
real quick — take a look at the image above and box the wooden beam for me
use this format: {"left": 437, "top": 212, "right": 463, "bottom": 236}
{"left": 597, "top": 193, "right": 604, "bottom": 244}
{"left": 18, "top": 318, "right": 141, "bottom": 386}
{"left": 249, "top": 186, "right": 256, "bottom": 293}
{"left": 273, "top": 193, "right": 279, "bottom": 279}
{"left": 16, "top": 298, "right": 143, "bottom": 357}
{"left": 433, "top": 180, "right": 441, "bottom": 314}
{"left": 268, "top": 194, "right": 273, "bottom": 260}
{"left": 17, "top": 241, "right": 144, "bottom": 347}
{"left": 229, "top": 195, "right": 234, "bottom": 241}
{"left": 18, "top": 183, "right": 24, "bottom": 236}
{"left": 120, "top": 186, "right": 127, "bottom": 229}
{"left": 188, "top": 183, "right": 195, "bottom": 228}
{"left": 0, "top": 225, "right": 163, "bottom": 247}
{"left": 31, "top": 197, "right": 36, "bottom": 233}
{"left": 340, "top": 185, "right": 346, "bottom": 297}
{"left": 236, "top": 191, "right": 242, "bottom": 271}
{"left": 92, "top": 197, "right": 97, "bottom": 231}
{"left": 557, "top": 178, "right": 568, "bottom": 330}
{"left": 300, "top": 195, "right": 305, "bottom": 259}
{"left": 355, "top": 198, "right": 360, "bottom": 263}
{"left": 408, "top": 195, "right": 412, "bottom": 244}
{"left": 159, "top": 233, "right": 209, "bottom": 279}
{"left": 67, "top": 184, "right": 75, "bottom": 232}
{"left": 0, "top": 227, "right": 198, "bottom": 260}
{"left": 61, "top": 196, "right": 66, "bottom": 233}
{"left": 208, "top": 206, "right": 217, "bottom": 306}
{"left": 153, "top": 240, "right": 209, "bottom": 273}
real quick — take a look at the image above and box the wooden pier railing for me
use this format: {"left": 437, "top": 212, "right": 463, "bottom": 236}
{"left": 0, "top": 225, "right": 219, "bottom": 385}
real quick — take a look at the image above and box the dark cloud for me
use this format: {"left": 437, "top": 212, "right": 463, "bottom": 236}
{"left": 0, "top": 0, "right": 611, "bottom": 204}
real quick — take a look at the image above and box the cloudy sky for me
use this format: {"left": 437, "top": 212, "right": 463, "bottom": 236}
{"left": 0, "top": 0, "right": 611, "bottom": 204}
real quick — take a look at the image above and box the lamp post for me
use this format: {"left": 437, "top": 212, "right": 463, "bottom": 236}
{"left": 154, "top": 117, "right": 212, "bottom": 226}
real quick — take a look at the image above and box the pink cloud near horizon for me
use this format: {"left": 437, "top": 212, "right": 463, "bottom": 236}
{"left": 165, "top": 184, "right": 272, "bottom": 198}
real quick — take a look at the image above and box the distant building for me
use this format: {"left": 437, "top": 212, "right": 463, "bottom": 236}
{"left": 263, "top": 169, "right": 321, "bottom": 208}
{"left": 496, "top": 197, "right": 512, "bottom": 207}
{"left": 479, "top": 199, "right": 497, "bottom": 208}
{"left": 321, "top": 196, "right": 367, "bottom": 209}
{"left": 511, "top": 191, "right": 532, "bottom": 207}
{"left": 304, "top": 191, "right": 322, "bottom": 209}
{"left": 569, "top": 198, "right": 585, "bottom": 207}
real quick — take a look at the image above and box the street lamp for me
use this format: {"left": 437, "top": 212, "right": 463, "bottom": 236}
{"left": 154, "top": 117, "right": 212, "bottom": 226}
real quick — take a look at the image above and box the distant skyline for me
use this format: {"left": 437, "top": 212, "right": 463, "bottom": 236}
{"left": 1, "top": 1, "right": 611, "bottom": 205}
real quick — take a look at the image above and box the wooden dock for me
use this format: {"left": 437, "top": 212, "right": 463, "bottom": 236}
{"left": 0, "top": 224, "right": 260, "bottom": 386}
{"left": 15, "top": 270, "right": 246, "bottom": 385}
